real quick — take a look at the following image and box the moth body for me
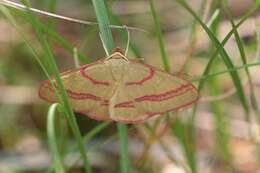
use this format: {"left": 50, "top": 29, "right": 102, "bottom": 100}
{"left": 105, "top": 54, "right": 128, "bottom": 82}
{"left": 105, "top": 52, "right": 131, "bottom": 120}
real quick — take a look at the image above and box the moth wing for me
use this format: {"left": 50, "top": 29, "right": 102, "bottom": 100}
{"left": 108, "top": 84, "right": 151, "bottom": 123}
{"left": 39, "top": 60, "right": 115, "bottom": 121}
{"left": 124, "top": 61, "right": 198, "bottom": 116}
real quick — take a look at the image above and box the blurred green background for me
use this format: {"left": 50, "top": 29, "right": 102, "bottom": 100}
{"left": 0, "top": 0, "right": 260, "bottom": 173}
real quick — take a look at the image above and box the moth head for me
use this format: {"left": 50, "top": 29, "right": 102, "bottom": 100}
{"left": 105, "top": 47, "right": 128, "bottom": 62}
{"left": 112, "top": 47, "right": 124, "bottom": 55}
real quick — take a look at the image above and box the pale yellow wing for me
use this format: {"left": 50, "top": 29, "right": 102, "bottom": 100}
{"left": 39, "top": 60, "right": 115, "bottom": 121}
{"left": 108, "top": 84, "right": 151, "bottom": 123}
{"left": 122, "top": 61, "right": 198, "bottom": 117}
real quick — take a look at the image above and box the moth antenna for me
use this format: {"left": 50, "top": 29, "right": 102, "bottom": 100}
{"left": 0, "top": 0, "right": 147, "bottom": 32}
{"left": 123, "top": 25, "right": 130, "bottom": 57}
{"left": 99, "top": 32, "right": 109, "bottom": 56}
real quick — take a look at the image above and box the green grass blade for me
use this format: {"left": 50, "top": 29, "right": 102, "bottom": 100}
{"left": 166, "top": 1, "right": 210, "bottom": 171}
{"left": 189, "top": 0, "right": 207, "bottom": 42}
{"left": 86, "top": 125, "right": 136, "bottom": 153}
{"left": 195, "top": 0, "right": 258, "bottom": 92}
{"left": 68, "top": 122, "right": 111, "bottom": 152}
{"left": 206, "top": 1, "right": 232, "bottom": 161}
{"left": 47, "top": 0, "right": 57, "bottom": 13}
{"left": 46, "top": 0, "right": 57, "bottom": 38}
{"left": 196, "top": 3, "right": 258, "bottom": 95}
{"left": 0, "top": 7, "right": 67, "bottom": 172}
{"left": 208, "top": 79, "right": 232, "bottom": 169}
{"left": 19, "top": 1, "right": 92, "bottom": 172}
{"left": 37, "top": 21, "right": 89, "bottom": 63}
{"left": 148, "top": 0, "right": 170, "bottom": 72}
{"left": 0, "top": 5, "right": 51, "bottom": 81}
{"left": 191, "top": 1, "right": 258, "bottom": 118}
{"left": 187, "top": 4, "right": 259, "bottom": 159}
{"left": 117, "top": 123, "right": 129, "bottom": 173}
{"left": 149, "top": 1, "right": 198, "bottom": 172}
{"left": 47, "top": 103, "right": 65, "bottom": 173}
{"left": 6, "top": 5, "right": 89, "bottom": 63}
{"left": 56, "top": 122, "right": 111, "bottom": 171}
{"left": 83, "top": 122, "right": 111, "bottom": 143}
{"left": 181, "top": 0, "right": 207, "bottom": 72}
{"left": 257, "top": 20, "right": 260, "bottom": 60}
{"left": 92, "top": 0, "right": 115, "bottom": 53}
{"left": 17, "top": 9, "right": 89, "bottom": 63}
{"left": 207, "top": 4, "right": 233, "bottom": 166}
{"left": 223, "top": 0, "right": 259, "bottom": 119}
{"left": 207, "top": 9, "right": 220, "bottom": 28}
{"left": 175, "top": 0, "right": 249, "bottom": 115}
{"left": 171, "top": 118, "right": 197, "bottom": 173}
{"left": 91, "top": 1, "right": 129, "bottom": 173}
{"left": 192, "top": 60, "right": 260, "bottom": 82}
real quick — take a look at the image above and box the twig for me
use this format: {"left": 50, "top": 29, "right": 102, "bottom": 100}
{"left": 0, "top": 0, "right": 147, "bottom": 33}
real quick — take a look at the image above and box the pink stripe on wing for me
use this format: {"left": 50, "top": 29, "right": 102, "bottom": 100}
{"left": 80, "top": 62, "right": 110, "bottom": 86}
{"left": 135, "top": 84, "right": 193, "bottom": 102}
{"left": 126, "top": 63, "right": 155, "bottom": 86}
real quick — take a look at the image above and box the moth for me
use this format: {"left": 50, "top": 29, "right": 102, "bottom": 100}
{"left": 39, "top": 47, "right": 199, "bottom": 124}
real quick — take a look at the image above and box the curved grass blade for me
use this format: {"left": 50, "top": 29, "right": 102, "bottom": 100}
{"left": 47, "top": 103, "right": 65, "bottom": 173}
